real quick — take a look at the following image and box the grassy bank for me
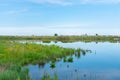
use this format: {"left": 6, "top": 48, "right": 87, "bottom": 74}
{"left": 0, "top": 40, "right": 80, "bottom": 80}
{"left": 0, "top": 41, "right": 76, "bottom": 65}
{"left": 0, "top": 35, "right": 120, "bottom": 42}
{"left": 0, "top": 65, "right": 30, "bottom": 80}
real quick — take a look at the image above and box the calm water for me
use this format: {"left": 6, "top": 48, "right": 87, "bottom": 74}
{"left": 24, "top": 41, "right": 120, "bottom": 80}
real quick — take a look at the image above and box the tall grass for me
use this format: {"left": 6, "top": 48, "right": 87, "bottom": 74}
{"left": 0, "top": 65, "right": 30, "bottom": 80}
{"left": 42, "top": 72, "right": 59, "bottom": 80}
{"left": 0, "top": 41, "right": 76, "bottom": 65}
{"left": 0, "top": 40, "right": 81, "bottom": 80}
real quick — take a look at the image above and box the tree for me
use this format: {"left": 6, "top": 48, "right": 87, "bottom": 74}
{"left": 96, "top": 33, "right": 98, "bottom": 36}
{"left": 54, "top": 33, "right": 58, "bottom": 36}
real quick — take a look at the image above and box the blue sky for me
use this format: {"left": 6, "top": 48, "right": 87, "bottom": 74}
{"left": 0, "top": 0, "right": 120, "bottom": 35}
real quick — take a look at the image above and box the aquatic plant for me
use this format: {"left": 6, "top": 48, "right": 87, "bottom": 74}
{"left": 0, "top": 41, "right": 76, "bottom": 65}
{"left": 0, "top": 40, "right": 79, "bottom": 80}
{"left": 0, "top": 40, "right": 90, "bottom": 80}
{"left": 0, "top": 65, "right": 30, "bottom": 80}
{"left": 63, "top": 57, "right": 67, "bottom": 62}
{"left": 67, "top": 57, "right": 73, "bottom": 62}
{"left": 50, "top": 61, "right": 56, "bottom": 69}
{"left": 42, "top": 72, "right": 59, "bottom": 80}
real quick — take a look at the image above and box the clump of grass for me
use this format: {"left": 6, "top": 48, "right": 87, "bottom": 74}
{"left": 0, "top": 65, "right": 30, "bottom": 80}
{"left": 81, "top": 49, "right": 86, "bottom": 56}
{"left": 50, "top": 61, "right": 56, "bottom": 69}
{"left": 0, "top": 41, "right": 75, "bottom": 65}
{"left": 42, "top": 72, "right": 59, "bottom": 80}
{"left": 76, "top": 48, "right": 81, "bottom": 54}
{"left": 67, "top": 57, "right": 73, "bottom": 62}
{"left": 63, "top": 57, "right": 67, "bottom": 62}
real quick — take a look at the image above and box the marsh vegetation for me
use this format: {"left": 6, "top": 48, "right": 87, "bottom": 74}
{"left": 0, "top": 35, "right": 120, "bottom": 80}
{"left": 0, "top": 35, "right": 120, "bottom": 43}
{"left": 0, "top": 40, "right": 87, "bottom": 80}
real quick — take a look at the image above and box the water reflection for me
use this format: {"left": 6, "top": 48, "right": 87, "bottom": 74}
{"left": 25, "top": 41, "right": 120, "bottom": 80}
{"left": 38, "top": 62, "right": 45, "bottom": 68}
{"left": 15, "top": 40, "right": 120, "bottom": 45}
{"left": 38, "top": 48, "right": 92, "bottom": 70}
{"left": 42, "top": 40, "right": 51, "bottom": 43}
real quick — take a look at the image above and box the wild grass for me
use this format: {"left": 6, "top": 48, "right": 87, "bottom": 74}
{"left": 67, "top": 57, "right": 73, "bottom": 62}
{"left": 0, "top": 40, "right": 80, "bottom": 80}
{"left": 0, "top": 35, "right": 120, "bottom": 43}
{"left": 50, "top": 61, "right": 56, "bottom": 69}
{"left": 0, "top": 65, "right": 30, "bottom": 80}
{"left": 42, "top": 72, "right": 59, "bottom": 80}
{"left": 0, "top": 41, "right": 76, "bottom": 65}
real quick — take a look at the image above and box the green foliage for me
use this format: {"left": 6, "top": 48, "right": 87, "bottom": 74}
{"left": 0, "top": 35, "right": 120, "bottom": 43}
{"left": 67, "top": 57, "right": 73, "bottom": 62}
{"left": 54, "top": 33, "right": 58, "bottom": 36}
{"left": 0, "top": 40, "right": 87, "bottom": 80}
{"left": 63, "top": 57, "right": 67, "bottom": 62}
{"left": 50, "top": 61, "right": 56, "bottom": 69}
{"left": 0, "top": 65, "right": 30, "bottom": 80}
{"left": 0, "top": 41, "right": 75, "bottom": 65}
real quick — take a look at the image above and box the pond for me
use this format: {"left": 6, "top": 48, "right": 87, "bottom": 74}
{"left": 24, "top": 41, "right": 120, "bottom": 80}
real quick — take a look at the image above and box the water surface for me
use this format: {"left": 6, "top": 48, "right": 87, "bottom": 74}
{"left": 25, "top": 41, "right": 120, "bottom": 80}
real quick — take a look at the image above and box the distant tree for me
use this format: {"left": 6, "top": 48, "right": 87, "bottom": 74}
{"left": 96, "top": 34, "right": 98, "bottom": 36}
{"left": 54, "top": 33, "right": 58, "bottom": 36}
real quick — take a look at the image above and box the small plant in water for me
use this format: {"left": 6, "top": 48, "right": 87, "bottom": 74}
{"left": 63, "top": 57, "right": 67, "bottom": 62}
{"left": 42, "top": 72, "right": 50, "bottom": 80}
{"left": 67, "top": 57, "right": 73, "bottom": 62}
{"left": 42, "top": 72, "right": 59, "bottom": 80}
{"left": 50, "top": 61, "right": 56, "bottom": 69}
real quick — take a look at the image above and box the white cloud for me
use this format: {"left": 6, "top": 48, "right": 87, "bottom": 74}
{"left": 27, "top": 0, "right": 73, "bottom": 5}
{"left": 44, "top": 22, "right": 96, "bottom": 29}
{"left": 1, "top": 9, "right": 28, "bottom": 15}
{"left": 26, "top": 0, "right": 120, "bottom": 5}
{"left": 1, "top": 0, "right": 120, "bottom": 5}
{"left": 80, "top": 0, "right": 120, "bottom": 4}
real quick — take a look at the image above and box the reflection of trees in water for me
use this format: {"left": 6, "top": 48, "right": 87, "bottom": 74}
{"left": 95, "top": 41, "right": 98, "bottom": 44}
{"left": 54, "top": 41, "right": 57, "bottom": 43}
{"left": 42, "top": 41, "right": 51, "bottom": 43}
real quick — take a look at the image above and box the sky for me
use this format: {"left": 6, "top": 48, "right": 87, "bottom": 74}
{"left": 0, "top": 0, "right": 120, "bottom": 36}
